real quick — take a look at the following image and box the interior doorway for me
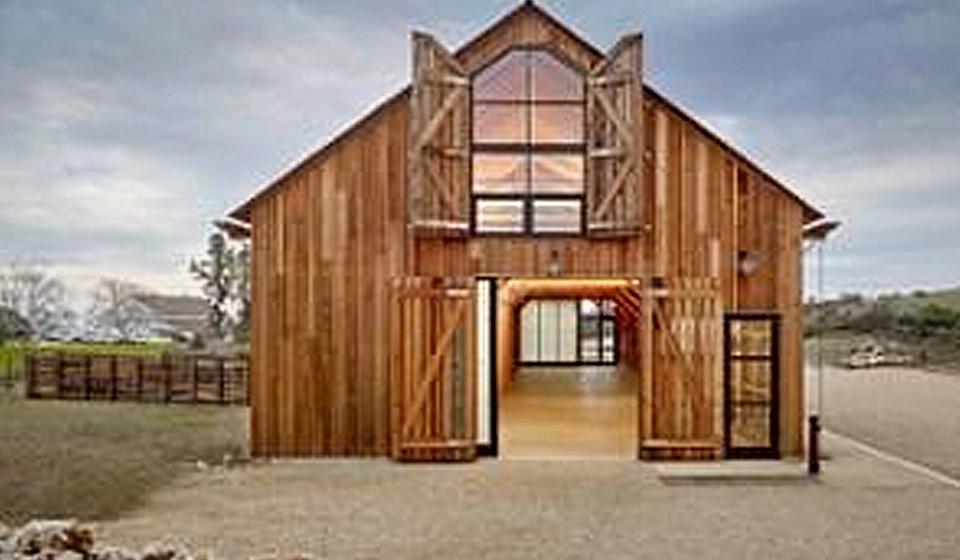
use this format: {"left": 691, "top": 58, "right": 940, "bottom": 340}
{"left": 491, "top": 278, "right": 640, "bottom": 459}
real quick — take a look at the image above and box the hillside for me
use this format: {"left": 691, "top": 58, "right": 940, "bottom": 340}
{"left": 805, "top": 287, "right": 960, "bottom": 371}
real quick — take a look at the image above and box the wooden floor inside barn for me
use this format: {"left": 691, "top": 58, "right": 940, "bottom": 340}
{"left": 500, "top": 365, "right": 638, "bottom": 458}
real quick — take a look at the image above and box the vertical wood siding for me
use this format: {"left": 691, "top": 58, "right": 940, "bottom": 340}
{"left": 250, "top": 99, "right": 408, "bottom": 456}
{"left": 247, "top": 6, "right": 810, "bottom": 458}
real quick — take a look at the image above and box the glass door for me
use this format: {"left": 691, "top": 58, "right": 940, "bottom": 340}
{"left": 724, "top": 314, "right": 780, "bottom": 459}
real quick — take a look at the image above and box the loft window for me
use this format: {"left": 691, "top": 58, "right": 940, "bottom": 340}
{"left": 471, "top": 49, "right": 585, "bottom": 235}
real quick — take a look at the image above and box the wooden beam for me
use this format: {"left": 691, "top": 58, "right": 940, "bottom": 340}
{"left": 590, "top": 86, "right": 634, "bottom": 150}
{"left": 592, "top": 159, "right": 635, "bottom": 221}
{"left": 425, "top": 157, "right": 459, "bottom": 216}
{"left": 401, "top": 299, "right": 468, "bottom": 437}
{"left": 414, "top": 87, "right": 465, "bottom": 153}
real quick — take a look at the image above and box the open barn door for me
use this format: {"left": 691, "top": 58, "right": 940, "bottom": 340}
{"left": 390, "top": 277, "right": 477, "bottom": 461}
{"left": 640, "top": 278, "right": 724, "bottom": 460}
{"left": 586, "top": 33, "right": 644, "bottom": 235}
{"left": 408, "top": 33, "right": 471, "bottom": 234}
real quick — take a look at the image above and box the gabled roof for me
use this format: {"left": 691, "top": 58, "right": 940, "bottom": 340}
{"left": 229, "top": 1, "right": 823, "bottom": 224}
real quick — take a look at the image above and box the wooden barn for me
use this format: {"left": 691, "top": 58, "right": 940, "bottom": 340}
{"left": 226, "top": 2, "right": 828, "bottom": 462}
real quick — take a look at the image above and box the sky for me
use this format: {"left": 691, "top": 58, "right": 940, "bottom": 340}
{"left": 1, "top": 0, "right": 958, "bottom": 302}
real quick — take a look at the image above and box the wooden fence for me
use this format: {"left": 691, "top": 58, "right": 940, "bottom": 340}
{"left": 25, "top": 352, "right": 248, "bottom": 405}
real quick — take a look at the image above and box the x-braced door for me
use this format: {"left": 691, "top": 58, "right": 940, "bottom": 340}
{"left": 390, "top": 277, "right": 476, "bottom": 461}
{"left": 724, "top": 313, "right": 780, "bottom": 459}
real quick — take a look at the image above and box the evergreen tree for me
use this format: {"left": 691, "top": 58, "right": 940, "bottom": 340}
{"left": 232, "top": 242, "right": 251, "bottom": 343}
{"left": 190, "top": 233, "right": 234, "bottom": 341}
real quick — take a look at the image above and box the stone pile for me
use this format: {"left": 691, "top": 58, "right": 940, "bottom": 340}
{"left": 0, "top": 520, "right": 201, "bottom": 560}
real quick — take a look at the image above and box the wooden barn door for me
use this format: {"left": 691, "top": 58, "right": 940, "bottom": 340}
{"left": 586, "top": 33, "right": 643, "bottom": 234}
{"left": 390, "top": 277, "right": 477, "bottom": 461}
{"left": 724, "top": 314, "right": 780, "bottom": 459}
{"left": 408, "top": 32, "right": 471, "bottom": 233}
{"left": 640, "top": 278, "right": 724, "bottom": 460}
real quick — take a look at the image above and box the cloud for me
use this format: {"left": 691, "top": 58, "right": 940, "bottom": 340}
{"left": 0, "top": 0, "right": 957, "bottom": 301}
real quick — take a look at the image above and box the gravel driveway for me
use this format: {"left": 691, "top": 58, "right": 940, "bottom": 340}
{"left": 98, "top": 434, "right": 960, "bottom": 560}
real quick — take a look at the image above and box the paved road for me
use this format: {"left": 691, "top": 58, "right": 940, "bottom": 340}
{"left": 820, "top": 365, "right": 960, "bottom": 479}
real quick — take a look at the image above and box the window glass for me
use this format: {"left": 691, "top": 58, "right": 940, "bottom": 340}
{"left": 531, "top": 154, "right": 584, "bottom": 194}
{"left": 530, "top": 50, "right": 583, "bottom": 101}
{"left": 475, "top": 198, "right": 525, "bottom": 233}
{"left": 473, "top": 154, "right": 528, "bottom": 194}
{"left": 580, "top": 299, "right": 599, "bottom": 317}
{"left": 600, "top": 300, "right": 617, "bottom": 317}
{"left": 558, "top": 301, "right": 579, "bottom": 361}
{"left": 473, "top": 50, "right": 528, "bottom": 101}
{"left": 531, "top": 105, "right": 584, "bottom": 144}
{"left": 538, "top": 301, "right": 560, "bottom": 359}
{"left": 520, "top": 302, "right": 540, "bottom": 362}
{"left": 471, "top": 49, "right": 586, "bottom": 235}
{"left": 473, "top": 104, "right": 527, "bottom": 144}
{"left": 532, "top": 199, "right": 582, "bottom": 233}
{"left": 601, "top": 321, "right": 616, "bottom": 361}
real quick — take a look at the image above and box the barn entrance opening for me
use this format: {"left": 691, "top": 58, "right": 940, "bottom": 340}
{"left": 496, "top": 278, "right": 641, "bottom": 459}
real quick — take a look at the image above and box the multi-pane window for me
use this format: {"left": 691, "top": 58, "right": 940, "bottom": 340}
{"left": 471, "top": 49, "right": 585, "bottom": 234}
{"left": 519, "top": 299, "right": 618, "bottom": 364}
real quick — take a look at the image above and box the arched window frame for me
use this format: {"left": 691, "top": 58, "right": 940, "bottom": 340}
{"left": 469, "top": 47, "right": 587, "bottom": 236}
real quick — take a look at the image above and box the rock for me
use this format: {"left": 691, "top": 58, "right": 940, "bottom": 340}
{"left": 0, "top": 521, "right": 10, "bottom": 540}
{"left": 10, "top": 520, "right": 93, "bottom": 556}
{"left": 91, "top": 546, "right": 141, "bottom": 560}
{"left": 195, "top": 460, "right": 209, "bottom": 472}
{"left": 140, "top": 542, "right": 194, "bottom": 560}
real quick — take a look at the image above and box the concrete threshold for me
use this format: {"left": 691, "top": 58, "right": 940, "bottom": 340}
{"left": 654, "top": 460, "right": 814, "bottom": 485}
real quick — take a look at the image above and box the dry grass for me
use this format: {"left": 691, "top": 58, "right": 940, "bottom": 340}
{"left": 0, "top": 392, "right": 247, "bottom": 524}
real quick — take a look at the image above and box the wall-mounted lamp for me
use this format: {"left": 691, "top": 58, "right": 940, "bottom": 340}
{"left": 737, "top": 250, "right": 761, "bottom": 277}
{"left": 547, "top": 249, "right": 562, "bottom": 277}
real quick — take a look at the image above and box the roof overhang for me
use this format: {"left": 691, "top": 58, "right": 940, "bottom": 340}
{"left": 803, "top": 220, "right": 842, "bottom": 241}
{"left": 215, "top": 218, "right": 252, "bottom": 240}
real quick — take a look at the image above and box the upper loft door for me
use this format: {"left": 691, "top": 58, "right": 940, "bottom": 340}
{"left": 586, "top": 34, "right": 644, "bottom": 235}
{"left": 408, "top": 33, "right": 471, "bottom": 235}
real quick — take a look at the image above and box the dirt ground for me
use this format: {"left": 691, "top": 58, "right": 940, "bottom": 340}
{"left": 97, "top": 434, "right": 960, "bottom": 560}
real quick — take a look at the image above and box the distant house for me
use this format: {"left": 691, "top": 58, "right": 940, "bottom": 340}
{"left": 132, "top": 295, "right": 210, "bottom": 344}
{"left": 0, "top": 306, "right": 32, "bottom": 340}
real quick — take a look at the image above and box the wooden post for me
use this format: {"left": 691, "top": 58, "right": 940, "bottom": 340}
{"left": 218, "top": 357, "right": 226, "bottom": 405}
{"left": 136, "top": 357, "right": 144, "bottom": 401}
{"left": 25, "top": 353, "right": 34, "bottom": 398}
{"left": 192, "top": 355, "right": 199, "bottom": 403}
{"left": 110, "top": 355, "right": 118, "bottom": 401}
{"left": 84, "top": 354, "right": 91, "bottom": 400}
{"left": 164, "top": 354, "right": 172, "bottom": 403}
{"left": 57, "top": 351, "right": 65, "bottom": 399}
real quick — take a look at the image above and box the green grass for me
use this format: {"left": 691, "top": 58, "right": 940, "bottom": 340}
{"left": 0, "top": 341, "right": 175, "bottom": 381}
{"left": 30, "top": 341, "right": 174, "bottom": 356}
{"left": 0, "top": 393, "right": 247, "bottom": 524}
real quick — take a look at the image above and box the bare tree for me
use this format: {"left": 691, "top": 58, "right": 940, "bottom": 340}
{"left": 0, "top": 261, "right": 72, "bottom": 339}
{"left": 89, "top": 278, "right": 151, "bottom": 341}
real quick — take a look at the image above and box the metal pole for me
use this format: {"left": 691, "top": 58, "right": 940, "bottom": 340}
{"left": 809, "top": 240, "right": 825, "bottom": 475}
